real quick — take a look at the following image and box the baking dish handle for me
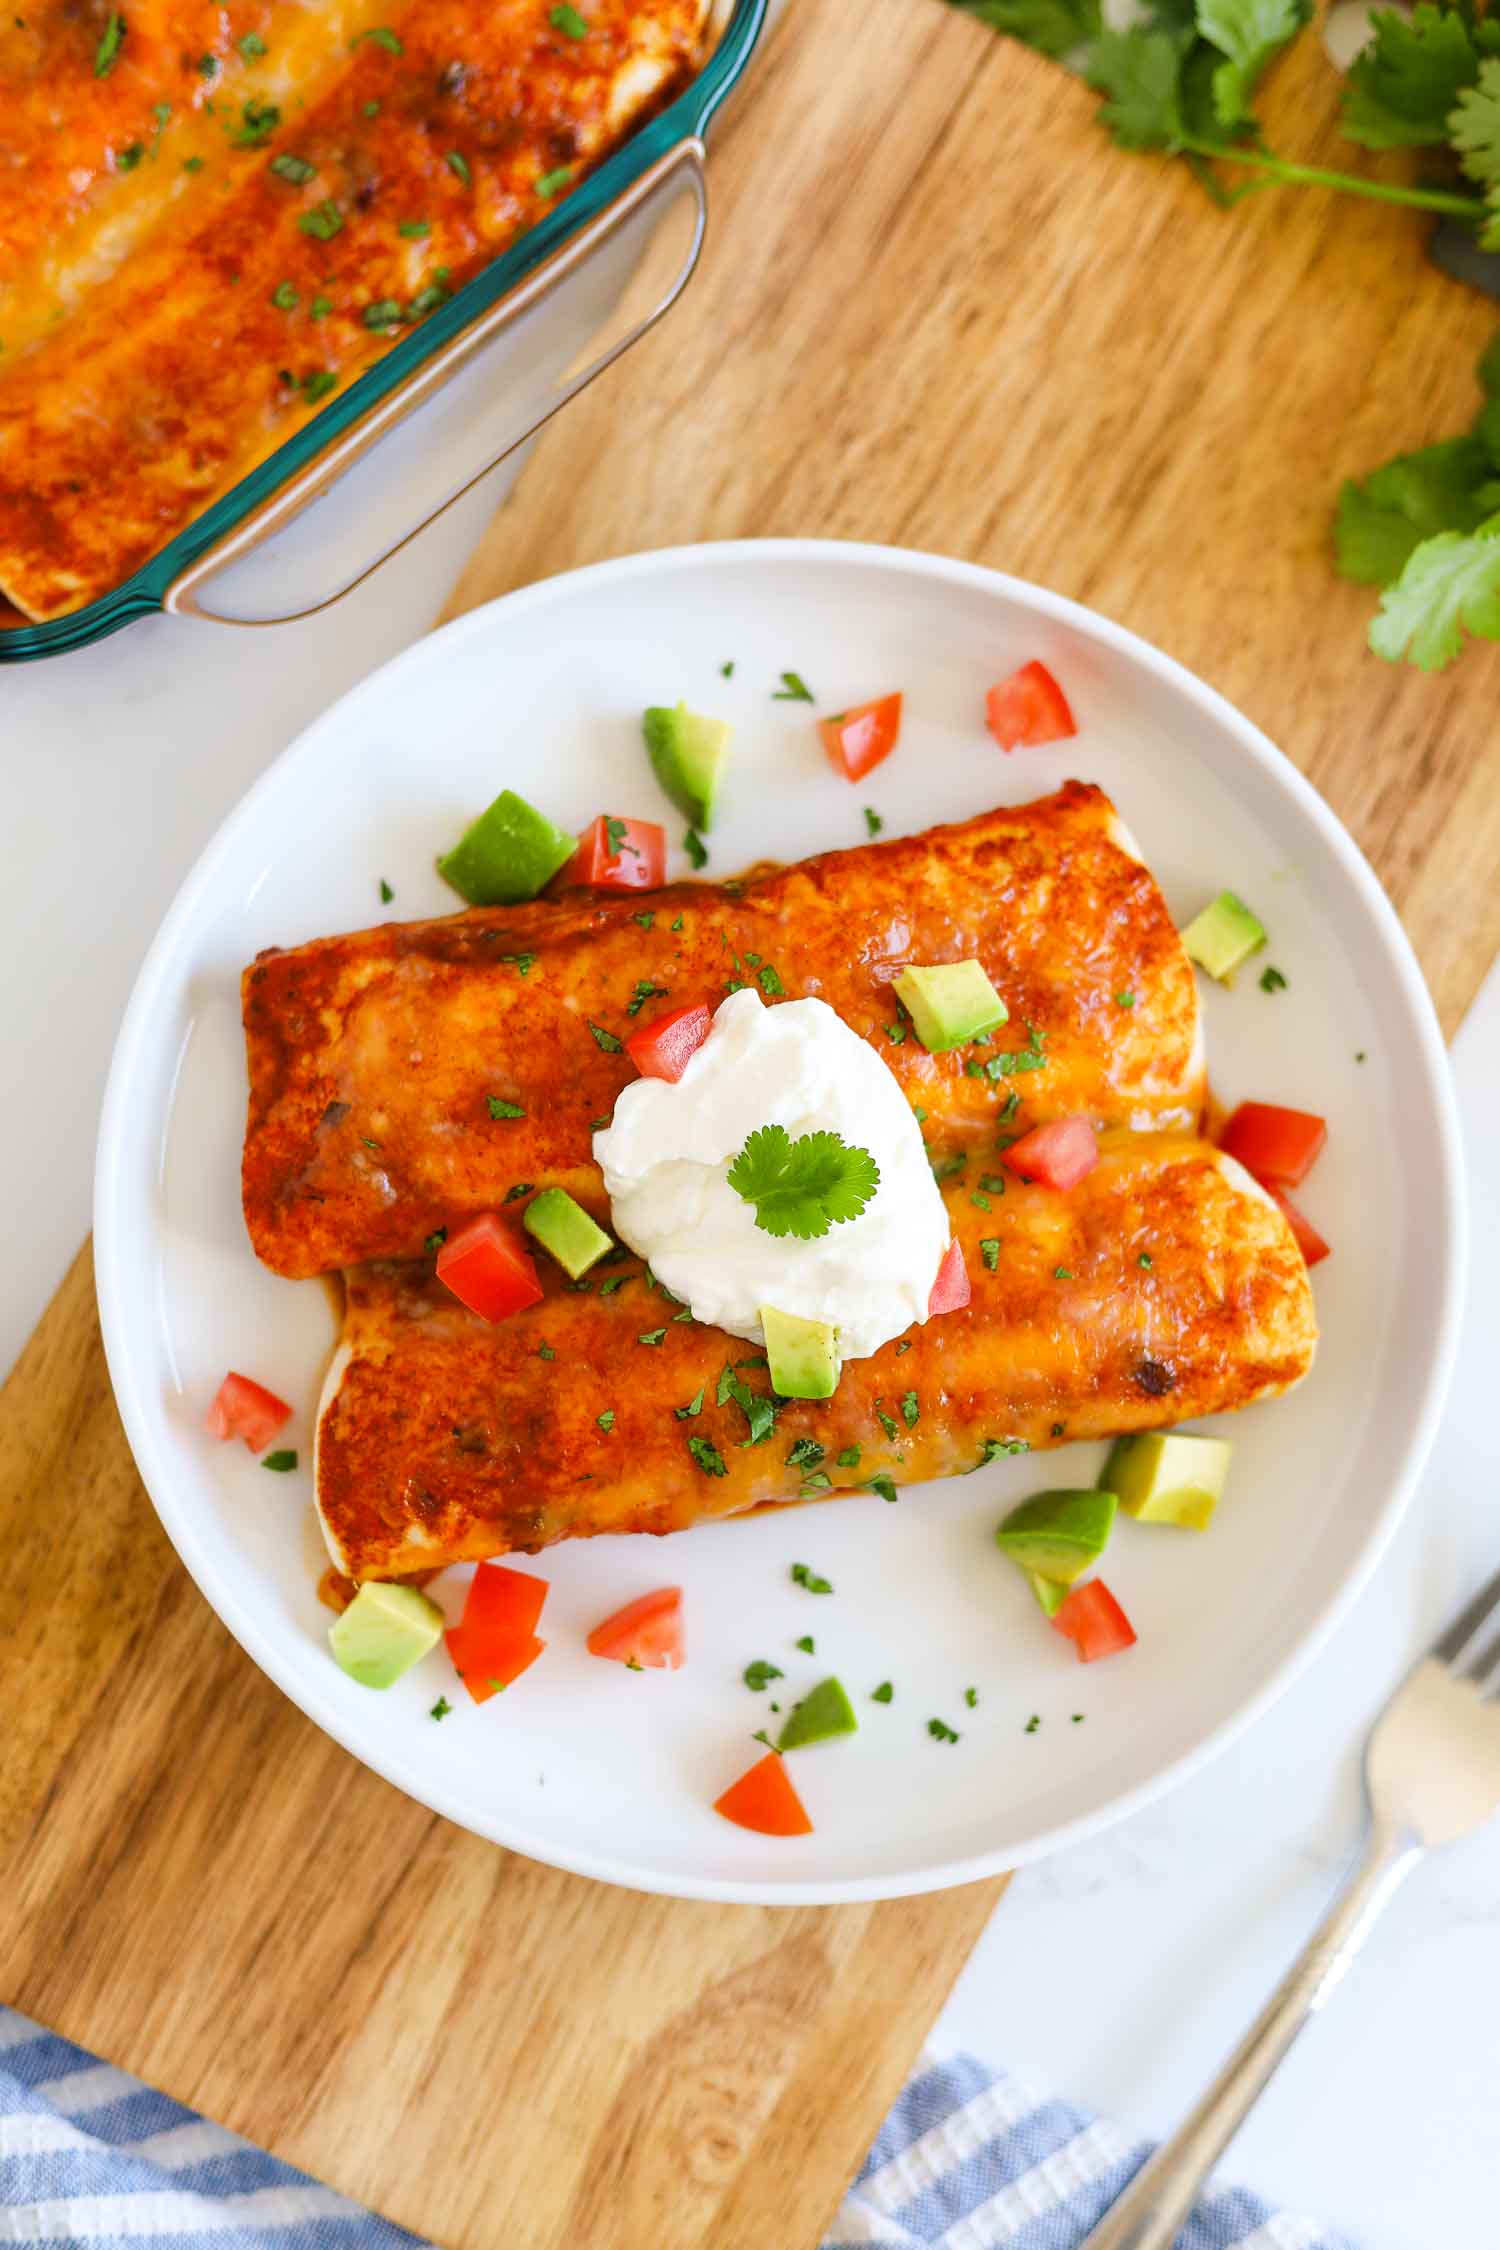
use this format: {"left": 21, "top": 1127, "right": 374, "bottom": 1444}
{"left": 163, "top": 136, "right": 708, "bottom": 627}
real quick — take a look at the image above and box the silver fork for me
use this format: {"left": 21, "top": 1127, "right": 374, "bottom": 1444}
{"left": 1079, "top": 1564, "right": 1500, "bottom": 2250}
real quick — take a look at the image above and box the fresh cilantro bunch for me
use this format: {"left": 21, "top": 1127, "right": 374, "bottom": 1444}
{"left": 948, "top": 0, "right": 1500, "bottom": 664}
{"left": 727, "top": 1124, "right": 880, "bottom": 1239}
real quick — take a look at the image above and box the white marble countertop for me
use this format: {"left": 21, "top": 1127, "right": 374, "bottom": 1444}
{"left": 5, "top": 536, "right": 1494, "bottom": 2247}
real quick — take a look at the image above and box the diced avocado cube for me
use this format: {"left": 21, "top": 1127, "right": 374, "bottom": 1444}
{"left": 893, "top": 961, "right": 1008, "bottom": 1052}
{"left": 995, "top": 1488, "right": 1117, "bottom": 1585}
{"left": 760, "top": 1305, "right": 840, "bottom": 1400}
{"left": 437, "top": 789, "right": 575, "bottom": 905}
{"left": 778, "top": 1675, "right": 858, "bottom": 1750}
{"left": 524, "top": 1187, "right": 613, "bottom": 1279}
{"left": 643, "top": 703, "right": 731, "bottom": 831}
{"left": 1025, "top": 1569, "right": 1068, "bottom": 1617}
{"left": 1102, "top": 1431, "right": 1231, "bottom": 1530}
{"left": 329, "top": 1581, "right": 444, "bottom": 1689}
{"left": 1180, "top": 891, "right": 1267, "bottom": 983}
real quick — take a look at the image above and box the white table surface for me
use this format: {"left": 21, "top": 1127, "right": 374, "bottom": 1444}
{"left": 5, "top": 531, "right": 1494, "bottom": 2247}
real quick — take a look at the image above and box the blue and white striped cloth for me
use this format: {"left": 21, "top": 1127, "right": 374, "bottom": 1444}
{"left": 0, "top": 2009, "right": 1357, "bottom": 2248}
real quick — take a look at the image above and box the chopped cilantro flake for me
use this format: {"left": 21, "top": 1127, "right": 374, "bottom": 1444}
{"left": 487, "top": 1096, "right": 524, "bottom": 1120}
{"left": 94, "top": 10, "right": 124, "bottom": 75}
{"left": 430, "top": 1696, "right": 452, "bottom": 1720}
{"left": 683, "top": 827, "right": 708, "bottom": 870}
{"left": 964, "top": 1686, "right": 979, "bottom": 1708}
{"left": 549, "top": 0, "right": 589, "bottom": 30}
{"left": 773, "top": 671, "right": 815, "bottom": 702}
{"left": 270, "top": 152, "right": 316, "bottom": 184}
{"left": 688, "top": 1436, "right": 727, "bottom": 1477}
{"left": 786, "top": 1437, "right": 825, "bottom": 1469}
{"left": 637, "top": 1327, "right": 666, "bottom": 1346}
{"left": 423, "top": 1227, "right": 447, "bottom": 1253}
{"left": 596, "top": 1409, "right": 615, "bottom": 1433}
{"left": 400, "top": 217, "right": 431, "bottom": 237}
{"left": 588, "top": 1020, "right": 624, "bottom": 1052}
{"left": 871, "top": 1680, "right": 894, "bottom": 1703}
{"left": 271, "top": 280, "right": 298, "bottom": 311}
{"left": 238, "top": 30, "right": 267, "bottom": 57}
{"left": 1115, "top": 989, "right": 1136, "bottom": 1009}
{"left": 352, "top": 23, "right": 403, "bottom": 49}
{"left": 900, "top": 1390, "right": 919, "bottom": 1428}
{"left": 537, "top": 1342, "right": 555, "bottom": 1360}
{"left": 633, "top": 910, "right": 655, "bottom": 930}
{"left": 261, "top": 1449, "right": 297, "bottom": 1472}
{"left": 791, "top": 1562, "right": 833, "bottom": 1594}
{"left": 446, "top": 149, "right": 472, "bottom": 185}
{"left": 504, "top": 1183, "right": 533, "bottom": 1203}
{"left": 1260, "top": 965, "right": 1288, "bottom": 993}
{"left": 836, "top": 1445, "right": 861, "bottom": 1468}
{"left": 867, "top": 1474, "right": 899, "bottom": 1504}
{"left": 1138, "top": 1251, "right": 1153, "bottom": 1269}
{"left": 675, "top": 1386, "right": 705, "bottom": 1419}
{"left": 536, "top": 164, "right": 573, "bottom": 196}
{"left": 759, "top": 963, "right": 785, "bottom": 997}
{"left": 299, "top": 201, "right": 344, "bottom": 240}
{"left": 744, "top": 1659, "right": 783, "bottom": 1690}
{"left": 864, "top": 807, "right": 884, "bottom": 837}
{"left": 928, "top": 1717, "right": 960, "bottom": 1744}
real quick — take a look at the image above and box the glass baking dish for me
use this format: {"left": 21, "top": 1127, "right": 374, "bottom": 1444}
{"left": 0, "top": 0, "right": 764, "bottom": 662}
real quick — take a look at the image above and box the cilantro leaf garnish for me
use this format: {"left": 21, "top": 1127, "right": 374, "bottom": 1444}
{"left": 1344, "top": 4, "right": 1489, "bottom": 151}
{"left": 791, "top": 1562, "right": 832, "bottom": 1593}
{"left": 864, "top": 806, "right": 884, "bottom": 837}
{"left": 1259, "top": 965, "right": 1287, "bottom": 992}
{"left": 928, "top": 1717, "right": 960, "bottom": 1744}
{"left": 261, "top": 1449, "right": 297, "bottom": 1472}
{"left": 487, "top": 1096, "right": 524, "bottom": 1119}
{"left": 1369, "top": 516, "right": 1500, "bottom": 669}
{"left": 94, "top": 10, "right": 124, "bottom": 75}
{"left": 980, "top": 1238, "right": 1000, "bottom": 1271}
{"left": 867, "top": 1473, "right": 899, "bottom": 1504}
{"left": 675, "top": 1386, "right": 705, "bottom": 1419}
{"left": 727, "top": 1123, "right": 879, "bottom": 1239}
{"left": 744, "top": 1659, "right": 783, "bottom": 1690}
{"left": 596, "top": 1409, "right": 615, "bottom": 1433}
{"left": 786, "top": 1437, "right": 824, "bottom": 1469}
{"left": 871, "top": 1680, "right": 894, "bottom": 1703}
{"left": 550, "top": 2, "right": 589, "bottom": 32}
{"left": 687, "top": 1435, "right": 727, "bottom": 1477}
{"left": 683, "top": 827, "right": 708, "bottom": 870}
{"left": 588, "top": 1020, "right": 624, "bottom": 1053}
{"left": 772, "top": 671, "right": 815, "bottom": 702}
{"left": 836, "top": 1445, "right": 861, "bottom": 1468}
{"left": 795, "top": 1634, "right": 815, "bottom": 1653}
{"left": 717, "top": 1364, "right": 781, "bottom": 1445}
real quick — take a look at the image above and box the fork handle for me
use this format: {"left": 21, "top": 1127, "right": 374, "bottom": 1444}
{"left": 1077, "top": 1820, "right": 1423, "bottom": 2250}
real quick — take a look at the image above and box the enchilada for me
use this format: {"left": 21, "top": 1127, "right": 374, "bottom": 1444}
{"left": 314, "top": 1133, "right": 1317, "bottom": 1579}
{"left": 242, "top": 782, "right": 1206, "bottom": 1277}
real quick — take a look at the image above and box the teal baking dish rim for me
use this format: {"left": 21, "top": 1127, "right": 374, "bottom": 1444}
{"left": 1, "top": 0, "right": 765, "bottom": 663}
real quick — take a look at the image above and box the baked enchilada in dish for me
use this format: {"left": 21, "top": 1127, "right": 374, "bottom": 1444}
{"left": 0, "top": 0, "right": 709, "bottom": 620}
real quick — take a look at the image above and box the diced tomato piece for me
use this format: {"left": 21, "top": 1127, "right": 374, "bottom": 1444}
{"left": 446, "top": 1564, "right": 549, "bottom": 1704}
{"left": 625, "top": 1002, "right": 712, "bottom": 1083}
{"left": 1003, "top": 1118, "right": 1099, "bottom": 1191}
{"left": 818, "top": 693, "right": 903, "bottom": 783}
{"left": 928, "top": 1238, "right": 971, "bottom": 1316}
{"left": 1269, "top": 1186, "right": 1331, "bottom": 1268}
{"left": 565, "top": 814, "right": 667, "bottom": 893}
{"left": 713, "top": 1751, "right": 813, "bottom": 1836}
{"left": 985, "top": 661, "right": 1076, "bottom": 752}
{"left": 1220, "top": 1102, "right": 1327, "bottom": 1188}
{"left": 206, "top": 1371, "right": 293, "bottom": 1453}
{"left": 1051, "top": 1579, "right": 1137, "bottom": 1663}
{"left": 435, "top": 1213, "right": 544, "bottom": 1323}
{"left": 447, "top": 1630, "right": 546, "bottom": 1703}
{"left": 587, "top": 1585, "right": 685, "bottom": 1670}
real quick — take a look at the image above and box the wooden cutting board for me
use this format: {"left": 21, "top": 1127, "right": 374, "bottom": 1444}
{"left": 5, "top": 4, "right": 1500, "bottom": 2247}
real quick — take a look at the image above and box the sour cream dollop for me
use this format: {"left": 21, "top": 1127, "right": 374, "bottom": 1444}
{"left": 593, "top": 988, "right": 949, "bottom": 1360}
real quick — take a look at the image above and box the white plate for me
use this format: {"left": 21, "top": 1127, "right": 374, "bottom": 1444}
{"left": 95, "top": 540, "right": 1465, "bottom": 1904}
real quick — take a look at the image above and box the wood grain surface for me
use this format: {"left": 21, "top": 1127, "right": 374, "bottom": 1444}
{"left": 5, "top": 2, "right": 1500, "bottom": 2245}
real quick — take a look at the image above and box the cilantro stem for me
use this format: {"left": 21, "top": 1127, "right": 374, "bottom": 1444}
{"left": 1177, "top": 138, "right": 1488, "bottom": 223}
